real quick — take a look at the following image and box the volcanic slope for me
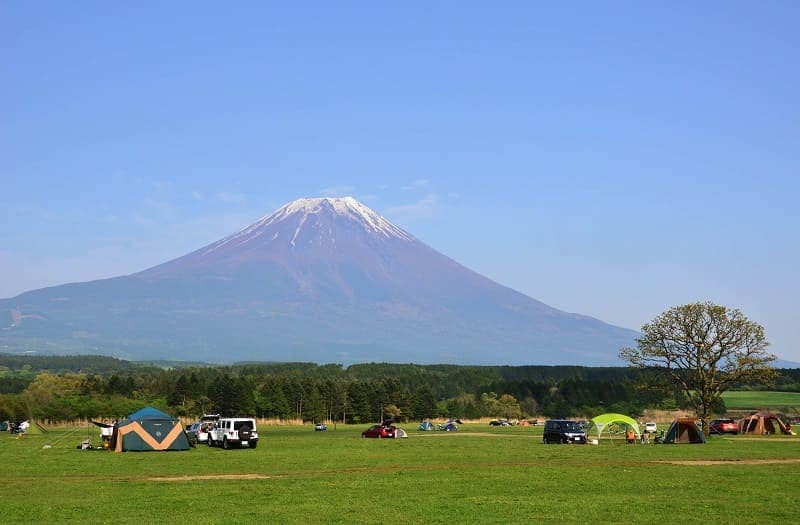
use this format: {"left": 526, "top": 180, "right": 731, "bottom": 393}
{"left": 0, "top": 197, "right": 637, "bottom": 364}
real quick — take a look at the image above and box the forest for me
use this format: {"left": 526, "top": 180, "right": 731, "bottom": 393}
{"left": 1, "top": 354, "right": 798, "bottom": 423}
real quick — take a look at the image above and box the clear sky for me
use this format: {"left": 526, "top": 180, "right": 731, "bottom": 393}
{"left": 2, "top": 2, "right": 799, "bottom": 360}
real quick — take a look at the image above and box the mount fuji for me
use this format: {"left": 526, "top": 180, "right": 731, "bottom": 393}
{"left": 0, "top": 197, "right": 637, "bottom": 365}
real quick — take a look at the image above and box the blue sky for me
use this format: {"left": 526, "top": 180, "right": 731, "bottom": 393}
{"left": 2, "top": 2, "right": 799, "bottom": 360}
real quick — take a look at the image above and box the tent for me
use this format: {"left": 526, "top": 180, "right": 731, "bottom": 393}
{"left": 737, "top": 412, "right": 792, "bottom": 435}
{"left": 662, "top": 418, "right": 706, "bottom": 444}
{"left": 24, "top": 421, "right": 46, "bottom": 435}
{"left": 111, "top": 406, "right": 190, "bottom": 452}
{"left": 585, "top": 413, "right": 641, "bottom": 440}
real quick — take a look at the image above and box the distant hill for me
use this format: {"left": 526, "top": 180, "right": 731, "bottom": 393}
{"left": 721, "top": 391, "right": 800, "bottom": 411}
{"left": 0, "top": 352, "right": 135, "bottom": 375}
{"left": 0, "top": 197, "right": 638, "bottom": 365}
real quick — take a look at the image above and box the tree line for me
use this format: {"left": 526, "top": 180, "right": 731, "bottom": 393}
{"left": 4, "top": 354, "right": 795, "bottom": 424}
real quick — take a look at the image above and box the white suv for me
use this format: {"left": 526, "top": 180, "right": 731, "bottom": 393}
{"left": 207, "top": 418, "right": 259, "bottom": 449}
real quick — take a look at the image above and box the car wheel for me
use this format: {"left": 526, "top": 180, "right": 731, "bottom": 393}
{"left": 223, "top": 437, "right": 229, "bottom": 449}
{"left": 249, "top": 440, "right": 257, "bottom": 449}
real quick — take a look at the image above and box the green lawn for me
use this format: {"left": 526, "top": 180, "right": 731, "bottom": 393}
{"left": 721, "top": 390, "right": 800, "bottom": 410}
{"left": 1, "top": 425, "right": 798, "bottom": 523}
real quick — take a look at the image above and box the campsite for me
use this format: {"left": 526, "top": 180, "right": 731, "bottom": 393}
{"left": 1, "top": 422, "right": 798, "bottom": 523}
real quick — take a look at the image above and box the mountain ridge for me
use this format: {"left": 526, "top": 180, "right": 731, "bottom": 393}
{"left": 1, "top": 197, "right": 638, "bottom": 365}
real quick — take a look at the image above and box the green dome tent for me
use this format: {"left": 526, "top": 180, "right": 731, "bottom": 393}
{"left": 111, "top": 406, "right": 190, "bottom": 452}
{"left": 585, "top": 413, "right": 641, "bottom": 440}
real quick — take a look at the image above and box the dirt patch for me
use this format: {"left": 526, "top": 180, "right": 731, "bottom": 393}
{"left": 656, "top": 459, "right": 800, "bottom": 466}
{"left": 148, "top": 474, "right": 275, "bottom": 482}
{"left": 413, "top": 432, "right": 519, "bottom": 437}
{"left": 726, "top": 437, "right": 798, "bottom": 442}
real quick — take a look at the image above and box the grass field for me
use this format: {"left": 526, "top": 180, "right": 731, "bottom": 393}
{"left": 1, "top": 424, "right": 799, "bottom": 523}
{"left": 721, "top": 390, "right": 800, "bottom": 410}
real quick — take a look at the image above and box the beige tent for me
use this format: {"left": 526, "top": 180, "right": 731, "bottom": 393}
{"left": 737, "top": 413, "right": 791, "bottom": 435}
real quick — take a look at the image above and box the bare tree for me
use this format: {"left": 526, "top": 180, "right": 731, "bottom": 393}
{"left": 620, "top": 302, "right": 776, "bottom": 434}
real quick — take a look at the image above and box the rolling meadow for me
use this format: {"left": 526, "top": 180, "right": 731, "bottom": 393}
{"left": 2, "top": 423, "right": 798, "bottom": 524}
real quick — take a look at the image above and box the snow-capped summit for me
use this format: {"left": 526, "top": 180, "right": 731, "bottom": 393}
{"left": 143, "top": 197, "right": 415, "bottom": 273}
{"left": 265, "top": 197, "right": 412, "bottom": 241}
{"left": 0, "top": 196, "right": 639, "bottom": 365}
{"left": 207, "top": 197, "right": 413, "bottom": 256}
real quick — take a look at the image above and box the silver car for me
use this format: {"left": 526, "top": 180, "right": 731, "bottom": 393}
{"left": 186, "top": 421, "right": 212, "bottom": 444}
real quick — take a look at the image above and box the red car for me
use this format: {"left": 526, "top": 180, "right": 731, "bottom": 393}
{"left": 709, "top": 418, "right": 738, "bottom": 434}
{"left": 361, "top": 424, "right": 396, "bottom": 438}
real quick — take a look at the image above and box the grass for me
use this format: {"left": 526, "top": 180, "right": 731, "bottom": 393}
{"left": 1, "top": 424, "right": 799, "bottom": 523}
{"left": 721, "top": 390, "right": 800, "bottom": 410}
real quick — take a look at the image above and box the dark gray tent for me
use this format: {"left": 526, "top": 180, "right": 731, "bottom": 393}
{"left": 662, "top": 418, "right": 706, "bottom": 444}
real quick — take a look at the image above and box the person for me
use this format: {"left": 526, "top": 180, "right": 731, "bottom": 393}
{"left": 17, "top": 420, "right": 29, "bottom": 439}
{"left": 626, "top": 428, "right": 635, "bottom": 444}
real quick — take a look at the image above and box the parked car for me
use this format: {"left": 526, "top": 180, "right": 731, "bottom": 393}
{"left": 489, "top": 419, "right": 511, "bottom": 427}
{"left": 542, "top": 419, "right": 587, "bottom": 444}
{"left": 644, "top": 422, "right": 658, "bottom": 434}
{"left": 361, "top": 424, "right": 396, "bottom": 438}
{"left": 201, "top": 413, "right": 220, "bottom": 424}
{"left": 314, "top": 423, "right": 328, "bottom": 431}
{"left": 208, "top": 417, "right": 259, "bottom": 449}
{"left": 186, "top": 422, "right": 211, "bottom": 444}
{"left": 186, "top": 414, "right": 220, "bottom": 444}
{"left": 709, "top": 418, "right": 738, "bottom": 434}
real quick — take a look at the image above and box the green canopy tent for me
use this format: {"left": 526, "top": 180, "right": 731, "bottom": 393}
{"left": 25, "top": 421, "right": 45, "bottom": 435}
{"left": 111, "top": 407, "right": 190, "bottom": 452}
{"left": 585, "top": 413, "right": 641, "bottom": 442}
